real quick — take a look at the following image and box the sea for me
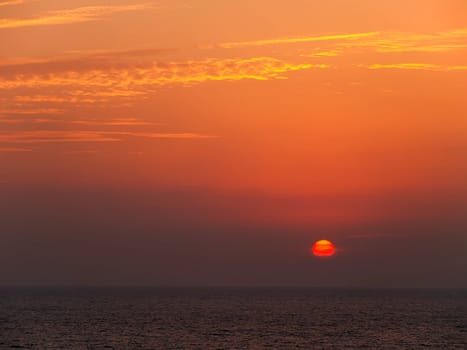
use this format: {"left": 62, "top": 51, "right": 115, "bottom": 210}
{"left": 0, "top": 288, "right": 466, "bottom": 349}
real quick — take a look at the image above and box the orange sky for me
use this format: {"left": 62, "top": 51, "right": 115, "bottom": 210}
{"left": 1, "top": 0, "right": 466, "bottom": 286}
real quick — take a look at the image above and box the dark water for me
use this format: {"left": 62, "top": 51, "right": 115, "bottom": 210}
{"left": 0, "top": 288, "right": 466, "bottom": 349}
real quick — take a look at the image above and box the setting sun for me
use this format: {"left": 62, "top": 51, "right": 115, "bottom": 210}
{"left": 312, "top": 240, "right": 336, "bottom": 257}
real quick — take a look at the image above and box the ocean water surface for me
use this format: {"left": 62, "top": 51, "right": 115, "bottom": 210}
{"left": 0, "top": 288, "right": 466, "bottom": 349}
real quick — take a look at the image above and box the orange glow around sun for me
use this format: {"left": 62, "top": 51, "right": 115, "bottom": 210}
{"left": 312, "top": 240, "right": 336, "bottom": 257}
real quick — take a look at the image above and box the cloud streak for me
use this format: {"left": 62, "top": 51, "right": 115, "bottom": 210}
{"left": 217, "top": 29, "right": 467, "bottom": 54}
{"left": 0, "top": 116, "right": 161, "bottom": 126}
{"left": 219, "top": 32, "right": 379, "bottom": 49}
{"left": 0, "top": 108, "right": 64, "bottom": 115}
{"left": 0, "top": 3, "right": 152, "bottom": 29}
{"left": 0, "top": 131, "right": 120, "bottom": 143}
{"left": 0, "top": 147, "right": 33, "bottom": 152}
{"left": 301, "top": 50, "right": 341, "bottom": 58}
{"left": 0, "top": 130, "right": 216, "bottom": 144}
{"left": 367, "top": 63, "right": 467, "bottom": 71}
{"left": 0, "top": 57, "right": 323, "bottom": 96}
{"left": 339, "top": 29, "right": 467, "bottom": 53}
{"left": 0, "top": 57, "right": 321, "bottom": 88}
{"left": 0, "top": 0, "right": 31, "bottom": 7}
{"left": 0, "top": 55, "right": 325, "bottom": 114}
{"left": 71, "top": 118, "right": 161, "bottom": 126}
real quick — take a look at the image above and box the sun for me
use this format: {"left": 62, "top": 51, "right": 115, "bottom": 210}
{"left": 311, "top": 239, "right": 336, "bottom": 257}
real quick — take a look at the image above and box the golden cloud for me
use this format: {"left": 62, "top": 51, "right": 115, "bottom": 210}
{"left": 0, "top": 56, "right": 323, "bottom": 91}
{"left": 338, "top": 29, "right": 467, "bottom": 53}
{"left": 0, "top": 0, "right": 32, "bottom": 7}
{"left": 367, "top": 63, "right": 467, "bottom": 71}
{"left": 217, "top": 29, "right": 467, "bottom": 54}
{"left": 0, "top": 3, "right": 152, "bottom": 29}
{"left": 219, "top": 32, "right": 380, "bottom": 49}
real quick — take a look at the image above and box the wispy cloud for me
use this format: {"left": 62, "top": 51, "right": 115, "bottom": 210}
{"left": 0, "top": 56, "right": 325, "bottom": 114}
{"left": 128, "top": 132, "right": 216, "bottom": 139}
{"left": 0, "top": 146, "right": 33, "bottom": 152}
{"left": 0, "top": 47, "right": 175, "bottom": 76}
{"left": 0, "top": 131, "right": 120, "bottom": 143}
{"left": 219, "top": 29, "right": 467, "bottom": 54}
{"left": 300, "top": 50, "right": 341, "bottom": 58}
{"left": 349, "top": 233, "right": 393, "bottom": 239}
{"left": 71, "top": 118, "right": 161, "bottom": 126}
{"left": 367, "top": 63, "right": 467, "bottom": 71}
{"left": 0, "top": 108, "right": 64, "bottom": 115}
{"left": 0, "top": 56, "right": 324, "bottom": 94}
{"left": 219, "top": 32, "right": 379, "bottom": 49}
{"left": 0, "top": 116, "right": 161, "bottom": 126}
{"left": 0, "top": 43, "right": 328, "bottom": 112}
{"left": 0, "top": 0, "right": 26, "bottom": 6}
{"left": 0, "top": 117, "right": 62, "bottom": 124}
{"left": 0, "top": 3, "right": 152, "bottom": 29}
{"left": 14, "top": 96, "right": 71, "bottom": 103}
{"left": 62, "top": 149, "right": 98, "bottom": 154}
{"left": 13, "top": 93, "right": 115, "bottom": 104}
{"left": 339, "top": 29, "right": 467, "bottom": 53}
{"left": 0, "top": 130, "right": 217, "bottom": 144}
{"left": 0, "top": 0, "right": 35, "bottom": 7}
